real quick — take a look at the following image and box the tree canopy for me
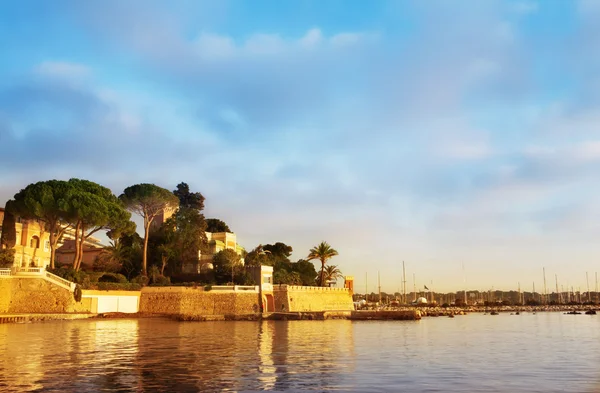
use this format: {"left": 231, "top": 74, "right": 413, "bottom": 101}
{"left": 205, "top": 218, "right": 231, "bottom": 233}
{"left": 120, "top": 183, "right": 179, "bottom": 276}
{"left": 307, "top": 241, "right": 339, "bottom": 286}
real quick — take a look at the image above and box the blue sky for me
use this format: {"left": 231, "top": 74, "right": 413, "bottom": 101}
{"left": 1, "top": 0, "right": 600, "bottom": 292}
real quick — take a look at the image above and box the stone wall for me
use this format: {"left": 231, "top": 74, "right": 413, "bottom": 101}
{"left": 272, "top": 285, "right": 354, "bottom": 312}
{"left": 0, "top": 278, "right": 91, "bottom": 314}
{"left": 139, "top": 287, "right": 260, "bottom": 317}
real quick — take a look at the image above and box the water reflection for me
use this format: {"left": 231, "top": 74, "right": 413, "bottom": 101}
{"left": 0, "top": 314, "right": 599, "bottom": 392}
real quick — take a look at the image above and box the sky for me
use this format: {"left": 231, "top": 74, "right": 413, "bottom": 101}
{"left": 1, "top": 0, "right": 600, "bottom": 293}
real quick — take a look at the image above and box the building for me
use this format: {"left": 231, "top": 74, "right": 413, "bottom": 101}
{"left": 0, "top": 207, "right": 52, "bottom": 268}
{"left": 54, "top": 238, "right": 104, "bottom": 270}
{"left": 180, "top": 231, "right": 246, "bottom": 273}
{"left": 1, "top": 207, "right": 106, "bottom": 269}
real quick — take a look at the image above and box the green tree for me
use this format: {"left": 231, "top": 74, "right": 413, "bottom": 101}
{"left": 205, "top": 218, "right": 231, "bottom": 233}
{"left": 0, "top": 249, "right": 15, "bottom": 267}
{"left": 9, "top": 180, "right": 74, "bottom": 268}
{"left": 307, "top": 241, "right": 339, "bottom": 287}
{"left": 119, "top": 184, "right": 179, "bottom": 276}
{"left": 173, "top": 182, "right": 204, "bottom": 210}
{"left": 94, "top": 240, "right": 129, "bottom": 273}
{"left": 244, "top": 244, "right": 272, "bottom": 267}
{"left": 322, "top": 265, "right": 343, "bottom": 286}
{"left": 67, "top": 179, "right": 132, "bottom": 271}
{"left": 0, "top": 201, "right": 17, "bottom": 249}
{"left": 212, "top": 248, "right": 242, "bottom": 284}
{"left": 263, "top": 242, "right": 293, "bottom": 258}
{"left": 291, "top": 259, "right": 318, "bottom": 286}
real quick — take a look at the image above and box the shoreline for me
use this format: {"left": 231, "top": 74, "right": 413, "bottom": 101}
{"left": 1, "top": 304, "right": 598, "bottom": 324}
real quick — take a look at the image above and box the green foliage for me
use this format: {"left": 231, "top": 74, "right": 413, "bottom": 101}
{"left": 0, "top": 249, "right": 15, "bottom": 267}
{"left": 263, "top": 242, "right": 293, "bottom": 258}
{"left": 205, "top": 218, "right": 231, "bottom": 233}
{"left": 306, "top": 241, "right": 339, "bottom": 286}
{"left": 291, "top": 259, "right": 318, "bottom": 286}
{"left": 322, "top": 265, "right": 343, "bottom": 285}
{"left": 49, "top": 267, "right": 90, "bottom": 285}
{"left": 131, "top": 274, "right": 149, "bottom": 286}
{"left": 94, "top": 241, "right": 129, "bottom": 273}
{"left": 73, "top": 285, "right": 82, "bottom": 302}
{"left": 173, "top": 182, "right": 205, "bottom": 210}
{"left": 212, "top": 249, "right": 242, "bottom": 284}
{"left": 97, "top": 282, "right": 142, "bottom": 291}
{"left": 0, "top": 202, "right": 16, "bottom": 248}
{"left": 148, "top": 182, "right": 208, "bottom": 276}
{"left": 149, "top": 275, "right": 171, "bottom": 286}
{"left": 98, "top": 273, "right": 128, "bottom": 283}
{"left": 244, "top": 245, "right": 272, "bottom": 267}
{"left": 273, "top": 270, "right": 302, "bottom": 285}
{"left": 120, "top": 183, "right": 179, "bottom": 276}
{"left": 10, "top": 179, "right": 74, "bottom": 268}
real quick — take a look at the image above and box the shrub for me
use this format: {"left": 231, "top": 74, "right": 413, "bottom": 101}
{"left": 98, "top": 273, "right": 128, "bottom": 283}
{"left": 154, "top": 275, "right": 171, "bottom": 286}
{"left": 131, "top": 275, "right": 149, "bottom": 286}
{"left": 0, "top": 249, "right": 15, "bottom": 267}
{"left": 73, "top": 285, "right": 82, "bottom": 302}
{"left": 97, "top": 282, "right": 142, "bottom": 291}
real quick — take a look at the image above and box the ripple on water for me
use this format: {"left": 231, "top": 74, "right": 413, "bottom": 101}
{"left": 0, "top": 314, "right": 600, "bottom": 392}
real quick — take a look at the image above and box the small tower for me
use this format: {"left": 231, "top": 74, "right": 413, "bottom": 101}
{"left": 344, "top": 276, "right": 354, "bottom": 295}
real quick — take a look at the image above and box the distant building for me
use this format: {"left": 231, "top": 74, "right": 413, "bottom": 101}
{"left": 55, "top": 238, "right": 104, "bottom": 270}
{"left": 182, "top": 231, "right": 246, "bottom": 273}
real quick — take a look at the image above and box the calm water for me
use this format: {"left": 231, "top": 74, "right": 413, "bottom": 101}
{"left": 1, "top": 313, "right": 599, "bottom": 392}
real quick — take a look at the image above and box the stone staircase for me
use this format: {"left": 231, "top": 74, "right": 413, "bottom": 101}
{"left": 0, "top": 267, "right": 76, "bottom": 292}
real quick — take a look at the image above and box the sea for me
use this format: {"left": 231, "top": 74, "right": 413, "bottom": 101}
{"left": 1, "top": 312, "right": 599, "bottom": 392}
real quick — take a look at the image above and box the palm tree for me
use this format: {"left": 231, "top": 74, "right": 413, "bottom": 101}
{"left": 95, "top": 240, "right": 128, "bottom": 272}
{"left": 323, "top": 265, "right": 343, "bottom": 286}
{"left": 307, "top": 241, "right": 339, "bottom": 287}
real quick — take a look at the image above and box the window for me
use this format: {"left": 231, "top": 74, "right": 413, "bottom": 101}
{"left": 263, "top": 276, "right": 272, "bottom": 284}
{"left": 44, "top": 240, "right": 50, "bottom": 252}
{"left": 30, "top": 236, "right": 40, "bottom": 249}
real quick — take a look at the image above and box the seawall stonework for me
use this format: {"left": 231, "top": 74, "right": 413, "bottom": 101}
{"left": 0, "top": 278, "right": 90, "bottom": 313}
{"left": 273, "top": 285, "right": 354, "bottom": 312}
{"left": 139, "top": 287, "right": 260, "bottom": 316}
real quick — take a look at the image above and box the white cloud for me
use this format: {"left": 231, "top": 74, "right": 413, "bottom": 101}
{"left": 299, "top": 28, "right": 323, "bottom": 48}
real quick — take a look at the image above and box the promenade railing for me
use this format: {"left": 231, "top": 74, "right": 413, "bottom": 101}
{"left": 2, "top": 266, "right": 76, "bottom": 292}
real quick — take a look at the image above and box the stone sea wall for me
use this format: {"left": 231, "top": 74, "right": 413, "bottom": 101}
{"left": 273, "top": 285, "right": 354, "bottom": 312}
{"left": 139, "top": 287, "right": 260, "bottom": 317}
{"left": 0, "top": 278, "right": 91, "bottom": 313}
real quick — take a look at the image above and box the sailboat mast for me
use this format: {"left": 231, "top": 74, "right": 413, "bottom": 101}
{"left": 365, "top": 272, "right": 368, "bottom": 303}
{"left": 378, "top": 271, "right": 381, "bottom": 303}
{"left": 555, "top": 274, "right": 560, "bottom": 305}
{"left": 462, "top": 263, "right": 467, "bottom": 305}
{"left": 413, "top": 273, "right": 416, "bottom": 301}
{"left": 402, "top": 261, "right": 407, "bottom": 305}
{"left": 586, "top": 272, "right": 590, "bottom": 303}
{"left": 543, "top": 267, "right": 547, "bottom": 305}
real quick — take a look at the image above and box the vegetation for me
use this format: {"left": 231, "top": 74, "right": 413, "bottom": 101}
{"left": 212, "top": 248, "right": 254, "bottom": 285}
{"left": 0, "top": 202, "right": 16, "bottom": 248}
{"left": 322, "top": 265, "right": 343, "bottom": 286}
{"left": 148, "top": 183, "right": 207, "bottom": 275}
{"left": 0, "top": 249, "right": 15, "bottom": 267}
{"left": 2, "top": 178, "right": 346, "bottom": 290}
{"left": 306, "top": 241, "right": 339, "bottom": 286}
{"left": 9, "top": 180, "right": 74, "bottom": 268}
{"left": 119, "top": 183, "right": 179, "bottom": 276}
{"left": 205, "top": 218, "right": 231, "bottom": 233}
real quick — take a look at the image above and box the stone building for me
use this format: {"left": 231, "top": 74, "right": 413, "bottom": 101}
{"left": 0, "top": 207, "right": 52, "bottom": 268}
